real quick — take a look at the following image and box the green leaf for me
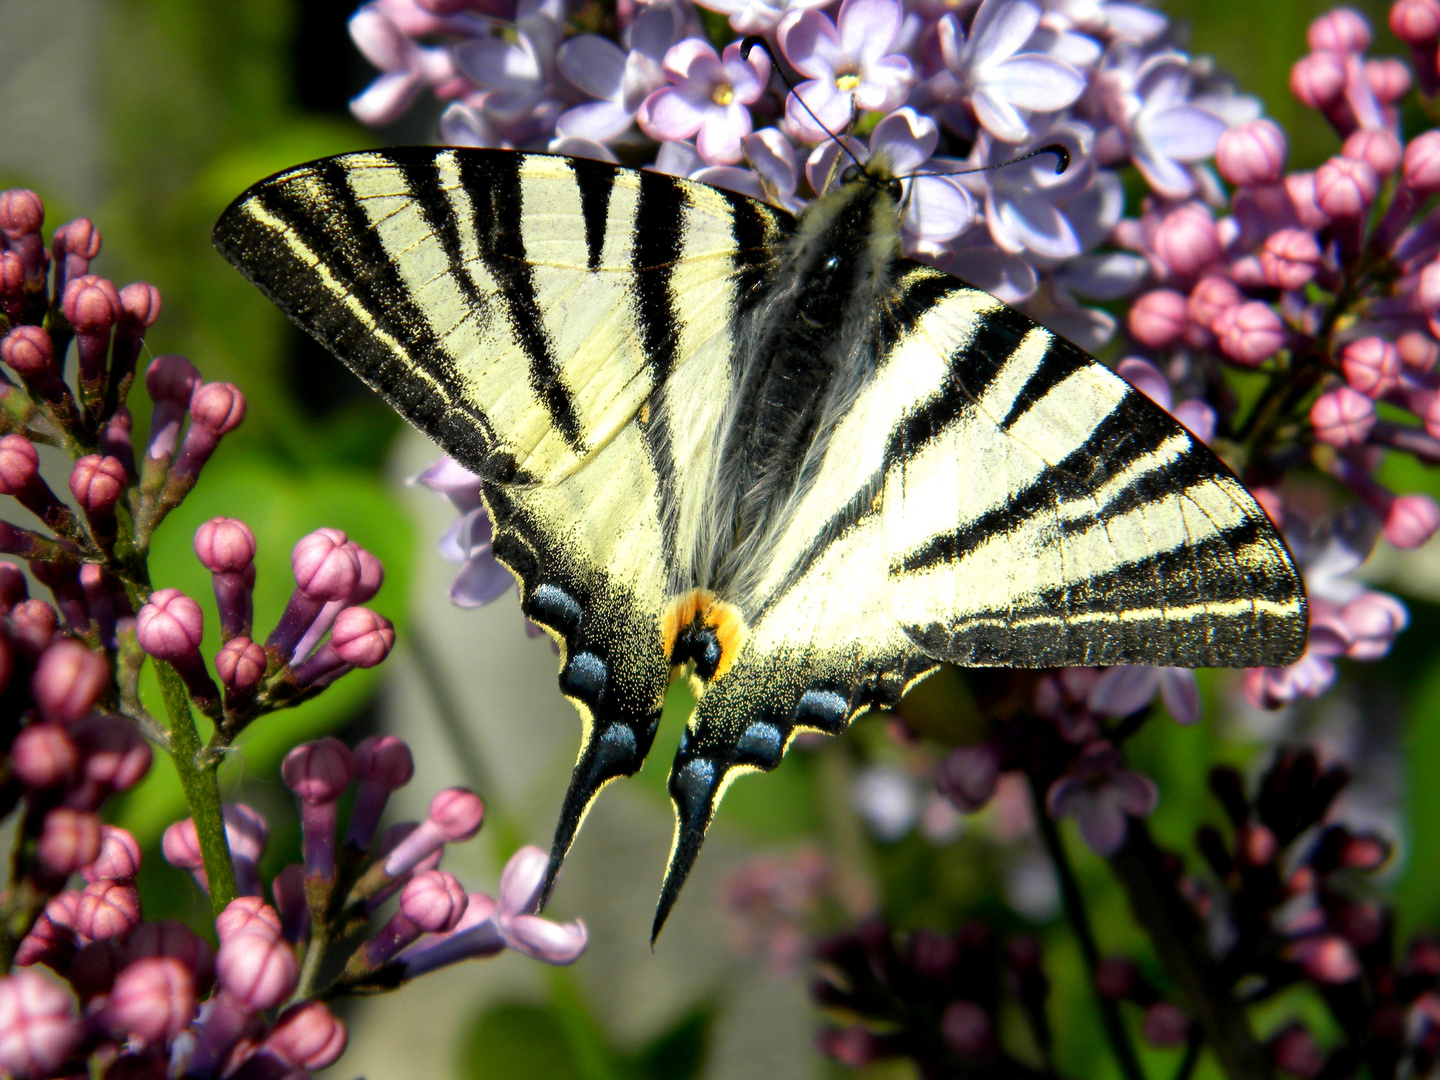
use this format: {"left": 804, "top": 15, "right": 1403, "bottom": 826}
{"left": 110, "top": 451, "right": 414, "bottom": 844}
{"left": 633, "top": 1003, "right": 714, "bottom": 1080}
{"left": 456, "top": 1004, "right": 592, "bottom": 1080}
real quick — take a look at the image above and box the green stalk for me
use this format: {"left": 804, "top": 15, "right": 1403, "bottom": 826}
{"left": 155, "top": 659, "right": 237, "bottom": 914}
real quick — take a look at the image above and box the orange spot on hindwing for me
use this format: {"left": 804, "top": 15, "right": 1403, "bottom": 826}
{"left": 661, "top": 590, "right": 748, "bottom": 682}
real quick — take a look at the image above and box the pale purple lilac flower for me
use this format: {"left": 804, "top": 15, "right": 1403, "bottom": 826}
{"left": 638, "top": 38, "right": 770, "bottom": 164}
{"left": 1046, "top": 741, "right": 1159, "bottom": 855}
{"left": 554, "top": 3, "right": 690, "bottom": 143}
{"left": 349, "top": 2, "right": 465, "bottom": 126}
{"left": 413, "top": 457, "right": 512, "bottom": 607}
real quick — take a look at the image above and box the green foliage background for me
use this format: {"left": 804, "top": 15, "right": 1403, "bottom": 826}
{"left": 4, "top": 1, "right": 1440, "bottom": 1078}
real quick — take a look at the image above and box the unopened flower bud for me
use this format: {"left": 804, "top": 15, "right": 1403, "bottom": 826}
{"left": 0, "top": 969, "right": 82, "bottom": 1076}
{"left": 383, "top": 787, "right": 485, "bottom": 877}
{"left": 74, "top": 880, "right": 141, "bottom": 941}
{"left": 348, "top": 735, "right": 415, "bottom": 849}
{"left": 144, "top": 354, "right": 199, "bottom": 462}
{"left": 1142, "top": 1002, "right": 1190, "bottom": 1047}
{"left": 11, "top": 601, "right": 57, "bottom": 659}
{"left": 223, "top": 804, "right": 269, "bottom": 898}
{"left": 1406, "top": 132, "right": 1440, "bottom": 200}
{"left": 258, "top": 1001, "right": 347, "bottom": 1071}
{"left": 71, "top": 713, "right": 152, "bottom": 796}
{"left": 10, "top": 724, "right": 79, "bottom": 788}
{"left": 69, "top": 456, "right": 127, "bottom": 542}
{"left": 402, "top": 869, "right": 468, "bottom": 933}
{"left": 1290, "top": 51, "right": 1348, "bottom": 108}
{"left": 104, "top": 957, "right": 195, "bottom": 1044}
{"left": 1363, "top": 59, "right": 1411, "bottom": 106}
{"left": 109, "top": 283, "right": 161, "bottom": 405}
{"left": 1152, "top": 203, "right": 1220, "bottom": 280}
{"left": 0, "top": 189, "right": 43, "bottom": 238}
{"left": 62, "top": 275, "right": 119, "bottom": 335}
{"left": 216, "top": 636, "right": 266, "bottom": 697}
{"left": 0, "top": 433, "right": 37, "bottom": 495}
{"left": 83, "top": 825, "right": 142, "bottom": 883}
{"left": 1385, "top": 493, "right": 1440, "bottom": 548}
{"left": 1216, "top": 119, "right": 1287, "bottom": 186}
{"left": 216, "top": 897, "right": 283, "bottom": 943}
{"left": 1341, "top": 337, "right": 1401, "bottom": 398}
{"left": 1307, "top": 385, "right": 1370, "bottom": 446}
{"left": 1394, "top": 0, "right": 1440, "bottom": 42}
{"left": 1128, "top": 289, "right": 1187, "bottom": 348}
{"left": 1260, "top": 228, "right": 1322, "bottom": 290}
{"left": 285, "top": 738, "right": 353, "bottom": 880}
{"left": 170, "top": 383, "right": 246, "bottom": 489}
{"left": 126, "top": 920, "right": 216, "bottom": 989}
{"left": 1188, "top": 276, "right": 1242, "bottom": 331}
{"left": 161, "top": 819, "right": 205, "bottom": 873}
{"left": 1290, "top": 934, "right": 1361, "bottom": 983}
{"left": 1269, "top": 1022, "right": 1324, "bottom": 1079}
{"left": 37, "top": 808, "right": 102, "bottom": 878}
{"left": 1308, "top": 8, "right": 1371, "bottom": 52}
{"left": 272, "top": 864, "right": 309, "bottom": 943}
{"left": 941, "top": 1000, "right": 993, "bottom": 1057}
{"left": 32, "top": 639, "right": 108, "bottom": 723}
{"left": 1399, "top": 330, "right": 1439, "bottom": 371}
{"left": 1219, "top": 302, "right": 1286, "bottom": 365}
{"left": 216, "top": 930, "right": 298, "bottom": 1009}
{"left": 1, "top": 325, "right": 53, "bottom": 378}
{"left": 136, "top": 587, "right": 218, "bottom": 706}
{"left": 1315, "top": 156, "right": 1379, "bottom": 218}
{"left": 196, "top": 517, "right": 257, "bottom": 639}
{"left": 293, "top": 529, "right": 359, "bottom": 601}
{"left": 332, "top": 607, "right": 395, "bottom": 667}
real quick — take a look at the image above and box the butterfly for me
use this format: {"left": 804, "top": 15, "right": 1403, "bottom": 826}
{"left": 214, "top": 145, "right": 1306, "bottom": 939}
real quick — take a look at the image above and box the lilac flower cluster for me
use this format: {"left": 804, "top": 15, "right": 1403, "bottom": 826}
{"left": 0, "top": 734, "right": 585, "bottom": 1079}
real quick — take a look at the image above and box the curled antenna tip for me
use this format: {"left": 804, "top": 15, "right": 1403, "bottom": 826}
{"left": 1040, "top": 143, "right": 1070, "bottom": 174}
{"left": 740, "top": 34, "right": 767, "bottom": 61}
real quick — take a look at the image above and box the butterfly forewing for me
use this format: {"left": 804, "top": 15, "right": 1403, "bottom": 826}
{"left": 215, "top": 146, "right": 1306, "bottom": 940}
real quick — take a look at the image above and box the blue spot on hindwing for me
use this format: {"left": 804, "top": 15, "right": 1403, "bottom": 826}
{"left": 794, "top": 689, "right": 848, "bottom": 732}
{"left": 561, "top": 651, "right": 608, "bottom": 701}
{"left": 736, "top": 721, "right": 783, "bottom": 765}
{"left": 530, "top": 583, "right": 583, "bottom": 637}
{"left": 673, "top": 758, "right": 715, "bottom": 818}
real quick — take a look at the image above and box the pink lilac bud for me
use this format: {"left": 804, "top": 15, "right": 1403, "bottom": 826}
{"left": 109, "top": 282, "right": 162, "bottom": 407}
{"left": 1270, "top": 1022, "right": 1324, "bottom": 1079}
{"left": 225, "top": 803, "right": 269, "bottom": 898}
{"left": 172, "top": 382, "right": 246, "bottom": 484}
{"left": 0, "top": 969, "right": 82, "bottom": 1076}
{"left": 1316, "top": 392, "right": 1374, "bottom": 447}
{"left": 13, "top": 893, "right": 79, "bottom": 970}
{"left": 37, "top": 807, "right": 102, "bottom": 878}
{"left": 1344, "top": 129, "right": 1401, "bottom": 176}
{"left": 1394, "top": 0, "right": 1440, "bottom": 42}
{"left": 347, "top": 735, "right": 415, "bottom": 849}
{"left": 136, "top": 587, "right": 218, "bottom": 706}
{"left": 1, "top": 325, "right": 54, "bottom": 378}
{"left": 1290, "top": 934, "right": 1362, "bottom": 983}
{"left": 10, "top": 723, "right": 79, "bottom": 788}
{"left": 257, "top": 1001, "right": 347, "bottom": 1071}
{"left": 1291, "top": 51, "right": 1348, "bottom": 109}
{"left": 1152, "top": 204, "right": 1221, "bottom": 281}
{"left": 1188, "top": 277, "right": 1243, "bottom": 332}
{"left": 1128, "top": 289, "right": 1188, "bottom": 348}
{"left": 288, "top": 543, "right": 387, "bottom": 661}
{"left": 0, "top": 561, "right": 26, "bottom": 612}
{"left": 1364, "top": 59, "right": 1411, "bottom": 106}
{"left": 383, "top": 787, "right": 485, "bottom": 877}
{"left": 0, "top": 190, "right": 45, "bottom": 288}
{"left": 1406, "top": 132, "right": 1440, "bottom": 197}
{"left": 1385, "top": 493, "right": 1440, "bottom": 547}
{"left": 1341, "top": 337, "right": 1401, "bottom": 397}
{"left": 74, "top": 880, "right": 141, "bottom": 941}
{"left": 195, "top": 517, "right": 257, "bottom": 640}
{"left": 936, "top": 742, "right": 1001, "bottom": 812}
{"left": 1315, "top": 156, "right": 1379, "bottom": 218}
{"left": 1216, "top": 119, "right": 1287, "bottom": 186}
{"left": 283, "top": 738, "right": 354, "bottom": 880}
{"left": 79, "top": 560, "right": 130, "bottom": 641}
{"left": 100, "top": 407, "right": 136, "bottom": 480}
{"left": 216, "top": 898, "right": 283, "bottom": 943}
{"left": 30, "top": 561, "right": 90, "bottom": 634}
{"left": 1308, "top": 8, "right": 1371, "bottom": 52}
{"left": 69, "top": 455, "right": 127, "bottom": 536}
{"left": 1340, "top": 592, "right": 1408, "bottom": 659}
{"left": 1398, "top": 331, "right": 1439, "bottom": 371}
{"left": 216, "top": 636, "right": 266, "bottom": 698}
{"left": 161, "top": 818, "right": 206, "bottom": 887}
{"left": 71, "top": 713, "right": 151, "bottom": 797}
{"left": 127, "top": 920, "right": 216, "bottom": 991}
{"left": 104, "top": 957, "right": 195, "bottom": 1045}
{"left": 82, "top": 825, "right": 142, "bottom": 883}
{"left": 144, "top": 354, "right": 200, "bottom": 461}
{"left": 0, "top": 435, "right": 68, "bottom": 531}
{"left": 1260, "top": 229, "right": 1322, "bottom": 290}
{"left": 941, "top": 1000, "right": 993, "bottom": 1057}
{"left": 62, "top": 275, "right": 121, "bottom": 392}
{"left": 1142, "top": 1002, "right": 1190, "bottom": 1047}
{"left": 216, "top": 931, "right": 297, "bottom": 1007}
{"left": 50, "top": 219, "right": 100, "bottom": 303}
{"left": 1220, "top": 302, "right": 1286, "bottom": 365}
{"left": 31, "top": 639, "right": 106, "bottom": 722}
{"left": 364, "top": 870, "right": 469, "bottom": 967}
{"left": 332, "top": 607, "right": 394, "bottom": 667}
{"left": 269, "top": 529, "right": 361, "bottom": 659}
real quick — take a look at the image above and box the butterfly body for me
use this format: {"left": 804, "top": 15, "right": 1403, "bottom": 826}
{"left": 214, "top": 147, "right": 1306, "bottom": 939}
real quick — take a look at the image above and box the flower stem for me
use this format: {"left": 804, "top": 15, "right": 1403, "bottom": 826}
{"left": 1025, "top": 768, "right": 1147, "bottom": 1080}
{"left": 1108, "top": 820, "right": 1271, "bottom": 1080}
{"left": 154, "top": 658, "right": 237, "bottom": 914}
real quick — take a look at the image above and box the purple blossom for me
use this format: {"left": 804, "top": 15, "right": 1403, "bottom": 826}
{"left": 349, "top": 3, "right": 463, "bottom": 126}
{"left": 638, "top": 38, "right": 770, "bottom": 165}
{"left": 966, "top": 122, "right": 1096, "bottom": 258}
{"left": 453, "top": 1, "right": 565, "bottom": 127}
{"left": 414, "top": 457, "right": 513, "bottom": 608}
{"left": 695, "top": 0, "right": 830, "bottom": 36}
{"left": 1046, "top": 741, "right": 1158, "bottom": 855}
{"left": 930, "top": 0, "right": 1086, "bottom": 143}
{"left": 554, "top": 3, "right": 689, "bottom": 143}
{"left": 777, "top": 0, "right": 914, "bottom": 142}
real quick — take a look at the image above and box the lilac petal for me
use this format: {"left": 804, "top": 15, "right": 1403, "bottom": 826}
{"left": 557, "top": 35, "right": 627, "bottom": 101}
{"left": 839, "top": 0, "right": 903, "bottom": 63}
{"left": 652, "top": 140, "right": 705, "bottom": 177}
{"left": 1140, "top": 105, "right": 1227, "bottom": 162}
{"left": 449, "top": 555, "right": 512, "bottom": 608}
{"left": 413, "top": 457, "right": 481, "bottom": 495}
{"left": 779, "top": 9, "right": 844, "bottom": 80}
{"left": 457, "top": 38, "right": 540, "bottom": 91}
{"left": 937, "top": 13, "right": 966, "bottom": 71}
{"left": 1116, "top": 357, "right": 1174, "bottom": 410}
{"left": 456, "top": 506, "right": 494, "bottom": 556}
{"left": 1045, "top": 775, "right": 1088, "bottom": 818}
{"left": 971, "top": 89, "right": 1031, "bottom": 143}
{"left": 1133, "top": 147, "right": 1197, "bottom": 200}
{"left": 990, "top": 189, "right": 1081, "bottom": 258}
{"left": 1078, "top": 796, "right": 1130, "bottom": 856}
{"left": 722, "top": 41, "right": 770, "bottom": 103}
{"left": 439, "top": 102, "right": 503, "bottom": 148}
{"left": 641, "top": 86, "right": 707, "bottom": 141}
{"left": 437, "top": 516, "right": 468, "bottom": 563}
{"left": 1135, "top": 53, "right": 1193, "bottom": 111}
{"left": 1111, "top": 771, "right": 1159, "bottom": 817}
{"left": 697, "top": 103, "right": 752, "bottom": 165}
{"left": 744, "top": 128, "right": 800, "bottom": 196}
{"left": 1108, "top": 3, "right": 1170, "bottom": 40}
{"left": 1040, "top": 303, "right": 1114, "bottom": 353}
{"left": 694, "top": 165, "right": 765, "bottom": 200}
{"left": 350, "top": 71, "right": 424, "bottom": 127}
{"left": 498, "top": 845, "right": 549, "bottom": 917}
{"left": 855, "top": 55, "right": 913, "bottom": 111}
{"left": 502, "top": 914, "right": 588, "bottom": 964}
{"left": 1173, "top": 400, "right": 1216, "bottom": 444}
{"left": 948, "top": 241, "right": 1037, "bottom": 302}
{"left": 1088, "top": 666, "right": 1161, "bottom": 717}
{"left": 630, "top": 3, "right": 683, "bottom": 62}
{"left": 786, "top": 80, "right": 853, "bottom": 142}
{"left": 871, "top": 108, "right": 937, "bottom": 173}
{"left": 554, "top": 99, "right": 635, "bottom": 142}
{"left": 663, "top": 38, "right": 720, "bottom": 83}
{"left": 1159, "top": 668, "right": 1201, "bottom": 725}
{"left": 350, "top": 7, "right": 413, "bottom": 71}
{"left": 905, "top": 178, "right": 975, "bottom": 241}
{"left": 969, "top": 0, "right": 1042, "bottom": 69}
{"left": 986, "top": 54, "right": 1085, "bottom": 111}
{"left": 548, "top": 135, "right": 620, "bottom": 163}
{"left": 1034, "top": 26, "right": 1102, "bottom": 67}
{"left": 1057, "top": 252, "right": 1147, "bottom": 301}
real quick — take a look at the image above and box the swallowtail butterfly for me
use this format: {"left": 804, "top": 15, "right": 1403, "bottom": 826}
{"left": 214, "top": 146, "right": 1306, "bottom": 939}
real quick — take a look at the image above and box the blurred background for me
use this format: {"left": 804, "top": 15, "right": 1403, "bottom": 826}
{"left": 4, "top": 1, "right": 1440, "bottom": 1077}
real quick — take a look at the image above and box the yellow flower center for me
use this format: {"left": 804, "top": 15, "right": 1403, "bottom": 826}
{"left": 712, "top": 82, "right": 735, "bottom": 106}
{"left": 836, "top": 73, "right": 861, "bottom": 92}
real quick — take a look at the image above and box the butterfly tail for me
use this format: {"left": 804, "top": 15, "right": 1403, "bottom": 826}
{"left": 651, "top": 749, "right": 730, "bottom": 943}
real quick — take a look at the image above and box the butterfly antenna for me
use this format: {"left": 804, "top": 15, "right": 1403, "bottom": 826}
{"left": 740, "top": 35, "right": 864, "bottom": 174}
{"left": 907, "top": 143, "right": 1070, "bottom": 180}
